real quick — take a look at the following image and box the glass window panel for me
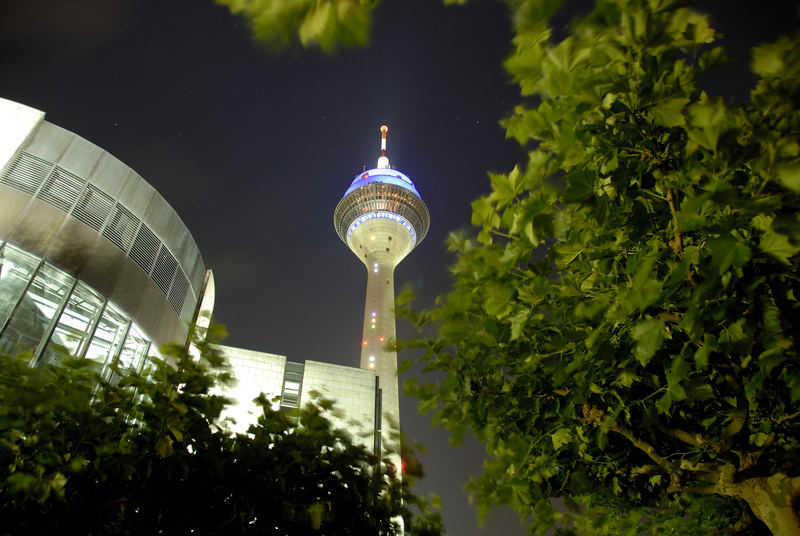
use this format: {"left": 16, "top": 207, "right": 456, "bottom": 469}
{"left": 39, "top": 282, "right": 105, "bottom": 366}
{"left": 0, "top": 244, "right": 40, "bottom": 331}
{"left": 0, "top": 263, "right": 75, "bottom": 359}
{"left": 116, "top": 323, "right": 151, "bottom": 375}
{"left": 83, "top": 302, "right": 130, "bottom": 375}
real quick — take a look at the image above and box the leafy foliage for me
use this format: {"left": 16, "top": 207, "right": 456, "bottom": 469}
{"left": 215, "top": 0, "right": 378, "bottom": 52}
{"left": 397, "top": 0, "right": 800, "bottom": 534}
{"left": 0, "top": 328, "right": 442, "bottom": 535}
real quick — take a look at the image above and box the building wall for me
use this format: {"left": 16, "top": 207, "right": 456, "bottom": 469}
{"left": 214, "top": 345, "right": 287, "bottom": 433}
{"left": 215, "top": 345, "right": 378, "bottom": 452}
{"left": 0, "top": 98, "right": 207, "bottom": 376}
{"left": 301, "top": 360, "right": 377, "bottom": 449}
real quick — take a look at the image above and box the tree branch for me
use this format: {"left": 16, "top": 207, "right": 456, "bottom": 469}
{"left": 679, "top": 460, "right": 720, "bottom": 473}
{"left": 617, "top": 464, "right": 665, "bottom": 475}
{"left": 665, "top": 189, "right": 685, "bottom": 259}
{"left": 712, "top": 359, "right": 749, "bottom": 455}
{"left": 666, "top": 483, "right": 718, "bottom": 495}
{"left": 582, "top": 404, "right": 677, "bottom": 473}
{"left": 658, "top": 423, "right": 709, "bottom": 449}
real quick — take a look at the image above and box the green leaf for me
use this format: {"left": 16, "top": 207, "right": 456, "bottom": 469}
{"left": 155, "top": 435, "right": 174, "bottom": 458}
{"left": 307, "top": 502, "right": 325, "bottom": 530}
{"left": 760, "top": 230, "right": 800, "bottom": 264}
{"left": 483, "top": 284, "right": 514, "bottom": 318}
{"left": 693, "top": 335, "right": 716, "bottom": 369}
{"left": 509, "top": 308, "right": 530, "bottom": 341}
{"left": 646, "top": 97, "right": 689, "bottom": 128}
{"left": 554, "top": 243, "right": 584, "bottom": 269}
{"left": 616, "top": 369, "right": 639, "bottom": 388}
{"left": 707, "top": 236, "right": 751, "bottom": 275}
{"left": 563, "top": 169, "right": 595, "bottom": 203}
{"left": 751, "top": 40, "right": 786, "bottom": 77}
{"left": 776, "top": 162, "right": 800, "bottom": 193}
{"left": 551, "top": 428, "right": 573, "bottom": 451}
{"left": 631, "top": 317, "right": 665, "bottom": 366}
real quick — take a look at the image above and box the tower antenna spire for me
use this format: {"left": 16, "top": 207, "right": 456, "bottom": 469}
{"left": 377, "top": 125, "right": 390, "bottom": 169}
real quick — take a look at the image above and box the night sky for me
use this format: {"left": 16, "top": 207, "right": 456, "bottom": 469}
{"left": 1, "top": 0, "right": 796, "bottom": 534}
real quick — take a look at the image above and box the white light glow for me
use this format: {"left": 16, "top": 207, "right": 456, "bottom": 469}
{"left": 346, "top": 211, "right": 417, "bottom": 244}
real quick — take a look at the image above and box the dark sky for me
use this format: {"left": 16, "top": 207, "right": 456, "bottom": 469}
{"left": 1, "top": 0, "right": 796, "bottom": 534}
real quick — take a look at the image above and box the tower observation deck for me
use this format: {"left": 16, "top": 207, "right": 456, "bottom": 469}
{"left": 334, "top": 126, "right": 429, "bottom": 461}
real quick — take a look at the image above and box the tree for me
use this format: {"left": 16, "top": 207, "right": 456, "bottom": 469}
{"left": 214, "top": 0, "right": 379, "bottom": 52}
{"left": 397, "top": 0, "right": 800, "bottom": 534}
{"left": 0, "top": 329, "right": 443, "bottom": 535}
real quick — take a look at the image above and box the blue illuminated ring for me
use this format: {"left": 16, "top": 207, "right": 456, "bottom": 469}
{"left": 346, "top": 211, "right": 417, "bottom": 245}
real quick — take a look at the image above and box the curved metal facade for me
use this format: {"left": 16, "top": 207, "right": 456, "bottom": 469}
{"left": 0, "top": 99, "right": 207, "bottom": 368}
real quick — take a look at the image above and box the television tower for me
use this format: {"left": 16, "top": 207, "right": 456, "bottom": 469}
{"left": 334, "top": 125, "right": 430, "bottom": 460}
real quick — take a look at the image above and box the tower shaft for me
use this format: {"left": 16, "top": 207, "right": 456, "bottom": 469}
{"left": 360, "top": 256, "right": 399, "bottom": 452}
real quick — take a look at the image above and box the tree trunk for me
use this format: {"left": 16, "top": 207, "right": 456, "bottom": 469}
{"left": 735, "top": 473, "right": 800, "bottom": 536}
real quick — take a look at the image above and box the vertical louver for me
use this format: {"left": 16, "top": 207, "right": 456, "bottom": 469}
{"left": 167, "top": 269, "right": 190, "bottom": 315}
{"left": 129, "top": 224, "right": 160, "bottom": 273}
{"left": 152, "top": 246, "right": 178, "bottom": 296}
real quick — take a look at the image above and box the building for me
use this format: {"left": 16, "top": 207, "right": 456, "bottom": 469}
{"left": 333, "top": 125, "right": 430, "bottom": 459}
{"left": 215, "top": 345, "right": 380, "bottom": 451}
{"left": 0, "top": 99, "right": 425, "bottom": 469}
{"left": 0, "top": 98, "right": 213, "bottom": 374}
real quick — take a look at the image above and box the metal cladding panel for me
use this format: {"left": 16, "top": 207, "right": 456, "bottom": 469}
{"left": 46, "top": 216, "right": 100, "bottom": 275}
{"left": 110, "top": 256, "right": 152, "bottom": 319}
{"left": 134, "top": 280, "right": 171, "bottom": 345}
{"left": 116, "top": 173, "right": 158, "bottom": 217}
{"left": 181, "top": 247, "right": 204, "bottom": 299}
{"left": 0, "top": 185, "right": 30, "bottom": 240}
{"left": 142, "top": 194, "right": 187, "bottom": 255}
{"left": 79, "top": 235, "right": 125, "bottom": 297}
{"left": 58, "top": 135, "right": 104, "bottom": 178}
{"left": 167, "top": 318, "right": 188, "bottom": 347}
{"left": 22, "top": 122, "right": 75, "bottom": 164}
{"left": 88, "top": 152, "right": 134, "bottom": 199}
{"left": 8, "top": 198, "right": 67, "bottom": 257}
{"left": 153, "top": 302, "right": 186, "bottom": 344}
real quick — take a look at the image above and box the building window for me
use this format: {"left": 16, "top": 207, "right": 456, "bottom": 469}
{"left": 0, "top": 242, "right": 158, "bottom": 379}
